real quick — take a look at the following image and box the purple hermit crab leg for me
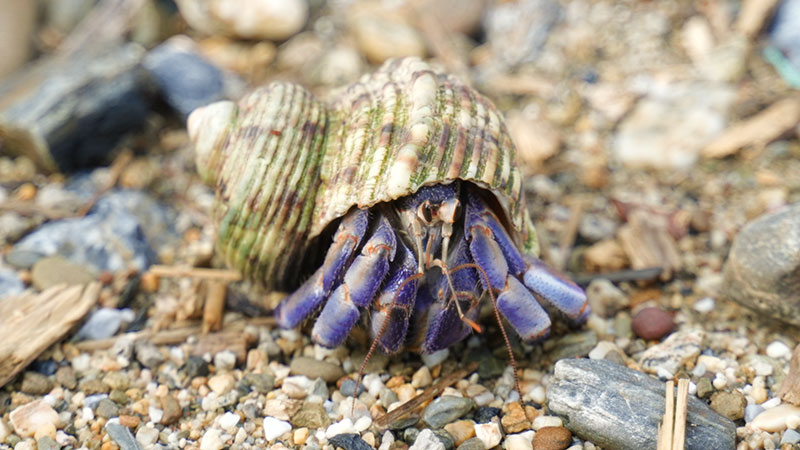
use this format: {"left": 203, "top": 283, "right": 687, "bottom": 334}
{"left": 369, "top": 239, "right": 420, "bottom": 353}
{"left": 522, "top": 255, "right": 590, "bottom": 322}
{"left": 311, "top": 214, "right": 397, "bottom": 348}
{"left": 275, "top": 208, "right": 370, "bottom": 329}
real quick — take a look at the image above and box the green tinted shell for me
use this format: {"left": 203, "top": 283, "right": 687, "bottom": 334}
{"left": 189, "top": 57, "right": 538, "bottom": 291}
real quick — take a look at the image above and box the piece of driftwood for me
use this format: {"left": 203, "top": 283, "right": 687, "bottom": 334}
{"left": 0, "top": 283, "right": 100, "bottom": 388}
{"left": 779, "top": 344, "right": 800, "bottom": 405}
{"left": 0, "top": 43, "right": 152, "bottom": 173}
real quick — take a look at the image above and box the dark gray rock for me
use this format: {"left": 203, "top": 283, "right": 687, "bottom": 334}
{"left": 184, "top": 355, "right": 210, "bottom": 379}
{"left": 722, "top": 202, "right": 800, "bottom": 325}
{"left": 328, "top": 433, "right": 373, "bottom": 450}
{"left": 422, "top": 395, "right": 476, "bottom": 428}
{"left": 106, "top": 422, "right": 143, "bottom": 450}
{"left": 143, "top": 36, "right": 243, "bottom": 119}
{"left": 473, "top": 406, "right": 501, "bottom": 423}
{"left": 456, "top": 437, "right": 485, "bottom": 450}
{"left": 14, "top": 190, "right": 173, "bottom": 273}
{"left": 547, "top": 358, "right": 735, "bottom": 450}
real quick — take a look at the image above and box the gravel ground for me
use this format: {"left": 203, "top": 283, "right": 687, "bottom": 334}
{"left": 1, "top": 0, "right": 800, "bottom": 449}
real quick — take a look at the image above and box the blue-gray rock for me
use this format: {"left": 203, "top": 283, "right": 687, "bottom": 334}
{"left": 744, "top": 404, "right": 764, "bottom": 423}
{"left": 0, "top": 44, "right": 152, "bottom": 172}
{"left": 74, "top": 308, "right": 136, "bottom": 340}
{"left": 782, "top": 428, "right": 800, "bottom": 445}
{"left": 14, "top": 190, "right": 173, "bottom": 273}
{"left": 143, "top": 36, "right": 242, "bottom": 119}
{"left": 0, "top": 268, "right": 24, "bottom": 299}
{"left": 422, "top": 395, "right": 476, "bottom": 428}
{"left": 328, "top": 433, "right": 373, "bottom": 450}
{"left": 547, "top": 358, "right": 735, "bottom": 450}
{"left": 106, "top": 422, "right": 143, "bottom": 450}
{"left": 4, "top": 249, "right": 44, "bottom": 269}
{"left": 473, "top": 406, "right": 501, "bottom": 424}
{"left": 456, "top": 437, "right": 485, "bottom": 450}
{"left": 722, "top": 202, "right": 800, "bottom": 325}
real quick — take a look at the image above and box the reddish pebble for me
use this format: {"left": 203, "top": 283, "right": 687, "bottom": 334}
{"left": 532, "top": 426, "right": 572, "bottom": 450}
{"left": 632, "top": 307, "right": 674, "bottom": 340}
{"left": 98, "top": 271, "right": 114, "bottom": 286}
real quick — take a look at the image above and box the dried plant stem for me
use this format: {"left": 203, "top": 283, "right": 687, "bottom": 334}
{"left": 673, "top": 379, "right": 690, "bottom": 450}
{"left": 146, "top": 265, "right": 242, "bottom": 281}
{"left": 657, "top": 379, "right": 690, "bottom": 450}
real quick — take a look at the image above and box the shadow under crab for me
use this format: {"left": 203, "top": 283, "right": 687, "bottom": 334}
{"left": 276, "top": 180, "right": 589, "bottom": 354}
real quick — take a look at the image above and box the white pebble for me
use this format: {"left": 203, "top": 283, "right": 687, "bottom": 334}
{"left": 474, "top": 422, "right": 502, "bottom": 448}
{"left": 363, "top": 373, "right": 384, "bottom": 397}
{"left": 762, "top": 398, "right": 782, "bottom": 409}
{"left": 532, "top": 415, "right": 563, "bottom": 430}
{"left": 752, "top": 361, "right": 774, "bottom": 377}
{"left": 148, "top": 407, "right": 163, "bottom": 423}
{"left": 379, "top": 430, "right": 395, "bottom": 450}
{"left": 354, "top": 416, "right": 372, "bottom": 432}
{"left": 473, "top": 391, "right": 495, "bottom": 406}
{"left": 135, "top": 425, "right": 159, "bottom": 446}
{"left": 766, "top": 341, "right": 792, "bottom": 359}
{"left": 263, "top": 416, "right": 292, "bottom": 441}
{"left": 693, "top": 297, "right": 715, "bottom": 313}
{"left": 713, "top": 373, "right": 727, "bottom": 390}
{"left": 326, "top": 418, "right": 355, "bottom": 438}
{"left": 697, "top": 355, "right": 725, "bottom": 373}
{"left": 200, "top": 428, "right": 224, "bottom": 450}
{"left": 688, "top": 381, "right": 697, "bottom": 396}
{"left": 529, "top": 385, "right": 546, "bottom": 405}
{"left": 505, "top": 433, "right": 533, "bottom": 450}
{"left": 411, "top": 366, "right": 433, "bottom": 388}
{"left": 218, "top": 412, "right": 239, "bottom": 430}
{"left": 752, "top": 404, "right": 800, "bottom": 432}
{"left": 214, "top": 350, "right": 237, "bottom": 371}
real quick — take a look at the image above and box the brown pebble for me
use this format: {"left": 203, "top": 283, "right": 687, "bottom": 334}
{"left": 710, "top": 391, "right": 746, "bottom": 421}
{"left": 160, "top": 394, "right": 182, "bottom": 425}
{"left": 631, "top": 307, "right": 674, "bottom": 340}
{"left": 118, "top": 415, "right": 140, "bottom": 428}
{"left": 140, "top": 271, "right": 160, "bottom": 293}
{"left": 98, "top": 271, "right": 114, "bottom": 286}
{"left": 532, "top": 426, "right": 572, "bottom": 450}
{"left": 501, "top": 402, "right": 531, "bottom": 433}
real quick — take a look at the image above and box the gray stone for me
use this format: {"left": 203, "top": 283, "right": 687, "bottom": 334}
{"left": 328, "top": 433, "right": 373, "bottom": 450}
{"left": 74, "top": 308, "right": 136, "bottom": 341}
{"left": 96, "top": 398, "right": 120, "bottom": 419}
{"left": 409, "top": 429, "right": 446, "bottom": 450}
{"left": 135, "top": 342, "right": 164, "bottom": 369}
{"left": 243, "top": 372, "right": 274, "bottom": 394}
{"left": 456, "top": 437, "right": 485, "bottom": 450}
{"left": 4, "top": 249, "right": 44, "bottom": 269}
{"left": 21, "top": 372, "right": 54, "bottom": 395}
{"left": 545, "top": 331, "right": 598, "bottom": 360}
{"left": 709, "top": 391, "right": 745, "bottom": 421}
{"left": 36, "top": 436, "right": 59, "bottom": 450}
{"left": 107, "top": 422, "right": 144, "bottom": 450}
{"left": 14, "top": 190, "right": 173, "bottom": 273}
{"left": 290, "top": 402, "right": 330, "bottom": 429}
{"left": 290, "top": 357, "right": 344, "bottom": 383}
{"left": 781, "top": 428, "right": 800, "bottom": 445}
{"left": 547, "top": 358, "right": 735, "bottom": 450}
{"left": 745, "top": 404, "right": 764, "bottom": 423}
{"left": 422, "top": 395, "right": 476, "bottom": 428}
{"left": 722, "top": 202, "right": 800, "bottom": 325}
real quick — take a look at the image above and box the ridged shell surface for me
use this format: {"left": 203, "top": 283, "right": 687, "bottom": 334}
{"left": 191, "top": 57, "right": 537, "bottom": 290}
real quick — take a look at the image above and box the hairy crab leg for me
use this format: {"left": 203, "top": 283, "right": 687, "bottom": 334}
{"left": 369, "top": 240, "right": 420, "bottom": 354}
{"left": 466, "top": 190, "right": 589, "bottom": 323}
{"left": 465, "top": 192, "right": 552, "bottom": 340}
{"left": 275, "top": 208, "right": 370, "bottom": 328}
{"left": 311, "top": 214, "right": 397, "bottom": 348}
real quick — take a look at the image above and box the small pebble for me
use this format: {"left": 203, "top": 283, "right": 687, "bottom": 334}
{"left": 21, "top": 372, "right": 54, "bottom": 395}
{"left": 95, "top": 399, "right": 120, "bottom": 419}
{"left": 423, "top": 395, "right": 476, "bottom": 428}
{"left": 585, "top": 279, "right": 628, "bottom": 318}
{"left": 456, "top": 437, "right": 486, "bottom": 450}
{"left": 631, "top": 307, "right": 674, "bottom": 340}
{"left": 185, "top": 355, "right": 211, "bottom": 378}
{"left": 9, "top": 400, "right": 59, "bottom": 438}
{"left": 532, "top": 415, "right": 563, "bottom": 430}
{"left": 160, "top": 395, "right": 181, "bottom": 425}
{"left": 692, "top": 297, "right": 715, "bottom": 313}
{"left": 444, "top": 420, "right": 476, "bottom": 446}
{"left": 710, "top": 391, "right": 746, "bottom": 421}
{"left": 409, "top": 429, "right": 446, "bottom": 450}
{"left": 745, "top": 404, "right": 765, "bottom": 423}
{"left": 501, "top": 402, "right": 531, "bottom": 433}
{"left": 752, "top": 404, "right": 800, "bottom": 432}
{"left": 766, "top": 341, "right": 792, "bottom": 359}
{"left": 781, "top": 429, "right": 800, "bottom": 445}
{"left": 135, "top": 425, "right": 159, "bottom": 447}
{"left": 505, "top": 433, "right": 533, "bottom": 450}
{"left": 293, "top": 427, "right": 309, "bottom": 446}
{"left": 263, "top": 416, "right": 292, "bottom": 441}
{"left": 532, "top": 426, "right": 572, "bottom": 450}
{"left": 105, "top": 422, "right": 140, "bottom": 450}
{"left": 473, "top": 421, "right": 502, "bottom": 449}
{"left": 200, "top": 428, "right": 224, "bottom": 450}
{"left": 290, "top": 402, "right": 330, "bottom": 428}
{"left": 326, "top": 418, "right": 356, "bottom": 438}
{"left": 207, "top": 374, "right": 235, "bottom": 395}
{"left": 474, "top": 406, "right": 501, "bottom": 424}
{"left": 422, "top": 349, "right": 450, "bottom": 368}
{"left": 290, "top": 357, "right": 344, "bottom": 383}
{"left": 213, "top": 350, "right": 237, "bottom": 371}
{"left": 412, "top": 366, "right": 433, "bottom": 388}
{"left": 697, "top": 377, "right": 713, "bottom": 398}
{"left": 330, "top": 433, "right": 375, "bottom": 450}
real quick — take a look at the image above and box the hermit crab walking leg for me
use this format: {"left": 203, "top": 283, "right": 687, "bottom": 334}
{"left": 275, "top": 208, "right": 370, "bottom": 329}
{"left": 311, "top": 214, "right": 397, "bottom": 348}
{"left": 369, "top": 240, "right": 420, "bottom": 354}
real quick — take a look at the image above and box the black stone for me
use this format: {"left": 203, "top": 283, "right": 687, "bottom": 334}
{"left": 473, "top": 406, "right": 501, "bottom": 424}
{"left": 328, "top": 433, "right": 373, "bottom": 450}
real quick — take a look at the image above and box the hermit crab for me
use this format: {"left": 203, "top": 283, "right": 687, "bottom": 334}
{"left": 188, "top": 58, "right": 588, "bottom": 355}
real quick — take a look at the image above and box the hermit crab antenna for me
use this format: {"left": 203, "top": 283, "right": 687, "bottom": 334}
{"left": 351, "top": 272, "right": 424, "bottom": 415}
{"left": 449, "top": 262, "right": 523, "bottom": 398}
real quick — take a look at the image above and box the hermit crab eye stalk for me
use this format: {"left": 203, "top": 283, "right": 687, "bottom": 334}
{"left": 417, "top": 202, "right": 434, "bottom": 225}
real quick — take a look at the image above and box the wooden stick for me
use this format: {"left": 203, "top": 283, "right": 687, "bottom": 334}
{"left": 146, "top": 265, "right": 242, "bottom": 281}
{"left": 374, "top": 362, "right": 479, "bottom": 428}
{"left": 672, "top": 379, "right": 690, "bottom": 450}
{"left": 202, "top": 280, "right": 227, "bottom": 333}
{"left": 659, "top": 380, "right": 675, "bottom": 450}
